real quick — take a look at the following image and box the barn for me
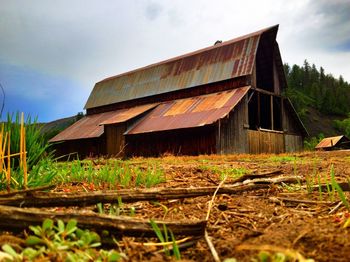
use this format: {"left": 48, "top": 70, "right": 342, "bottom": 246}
{"left": 50, "top": 25, "right": 307, "bottom": 158}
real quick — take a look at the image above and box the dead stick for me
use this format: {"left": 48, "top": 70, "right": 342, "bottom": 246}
{"left": 0, "top": 205, "right": 206, "bottom": 237}
{"left": 231, "top": 169, "right": 283, "bottom": 183}
{"left": 270, "top": 196, "right": 333, "bottom": 205}
{"left": 0, "top": 183, "right": 270, "bottom": 207}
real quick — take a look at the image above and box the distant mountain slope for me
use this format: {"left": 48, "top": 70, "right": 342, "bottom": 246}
{"left": 284, "top": 60, "right": 350, "bottom": 138}
{"left": 303, "top": 107, "right": 344, "bottom": 137}
{"left": 41, "top": 115, "right": 78, "bottom": 142}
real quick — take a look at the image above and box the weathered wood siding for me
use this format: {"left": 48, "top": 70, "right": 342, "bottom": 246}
{"left": 217, "top": 98, "right": 248, "bottom": 154}
{"left": 284, "top": 134, "right": 303, "bottom": 152}
{"left": 105, "top": 124, "right": 126, "bottom": 157}
{"left": 125, "top": 126, "right": 217, "bottom": 157}
{"left": 53, "top": 137, "right": 106, "bottom": 159}
{"left": 282, "top": 101, "right": 301, "bottom": 135}
{"left": 248, "top": 130, "right": 284, "bottom": 154}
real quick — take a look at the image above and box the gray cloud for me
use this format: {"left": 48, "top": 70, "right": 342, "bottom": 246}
{"left": 0, "top": 0, "right": 349, "bottom": 115}
{"left": 145, "top": 2, "right": 163, "bottom": 20}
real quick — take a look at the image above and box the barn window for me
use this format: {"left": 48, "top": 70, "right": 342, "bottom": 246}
{"left": 248, "top": 91, "right": 282, "bottom": 131}
{"left": 255, "top": 32, "right": 274, "bottom": 92}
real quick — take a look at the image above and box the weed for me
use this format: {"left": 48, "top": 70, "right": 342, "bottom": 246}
{"left": 1, "top": 219, "right": 122, "bottom": 261}
{"left": 268, "top": 155, "right": 298, "bottom": 163}
{"left": 53, "top": 159, "right": 165, "bottom": 189}
{"left": 330, "top": 164, "right": 350, "bottom": 210}
{"left": 149, "top": 219, "right": 181, "bottom": 260}
{"left": 200, "top": 165, "right": 248, "bottom": 180}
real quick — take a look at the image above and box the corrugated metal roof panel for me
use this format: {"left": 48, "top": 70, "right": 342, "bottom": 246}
{"left": 125, "top": 86, "right": 250, "bottom": 135}
{"left": 315, "top": 136, "right": 344, "bottom": 149}
{"left": 49, "top": 112, "right": 116, "bottom": 142}
{"left": 100, "top": 103, "right": 158, "bottom": 125}
{"left": 49, "top": 104, "right": 157, "bottom": 142}
{"left": 84, "top": 26, "right": 277, "bottom": 109}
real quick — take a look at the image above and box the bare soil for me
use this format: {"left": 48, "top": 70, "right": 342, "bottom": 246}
{"left": 2, "top": 150, "right": 350, "bottom": 261}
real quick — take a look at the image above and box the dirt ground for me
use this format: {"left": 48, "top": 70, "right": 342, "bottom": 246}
{"left": 2, "top": 150, "right": 350, "bottom": 261}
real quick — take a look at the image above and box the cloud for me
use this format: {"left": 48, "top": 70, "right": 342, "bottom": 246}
{"left": 145, "top": 2, "right": 163, "bottom": 21}
{"left": 0, "top": 0, "right": 349, "bottom": 122}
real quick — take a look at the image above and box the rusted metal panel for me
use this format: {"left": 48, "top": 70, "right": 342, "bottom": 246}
{"left": 49, "top": 111, "right": 117, "bottom": 142}
{"left": 125, "top": 86, "right": 250, "bottom": 135}
{"left": 100, "top": 103, "right": 158, "bottom": 125}
{"left": 84, "top": 26, "right": 278, "bottom": 110}
{"left": 49, "top": 104, "right": 157, "bottom": 142}
{"left": 315, "top": 136, "right": 346, "bottom": 149}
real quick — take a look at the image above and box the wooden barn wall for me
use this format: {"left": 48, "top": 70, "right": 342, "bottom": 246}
{"left": 284, "top": 134, "right": 303, "bottom": 152}
{"left": 125, "top": 126, "right": 217, "bottom": 157}
{"left": 105, "top": 124, "right": 126, "bottom": 157}
{"left": 53, "top": 137, "right": 106, "bottom": 159}
{"left": 217, "top": 98, "right": 248, "bottom": 154}
{"left": 248, "top": 130, "right": 284, "bottom": 154}
{"left": 282, "top": 101, "right": 302, "bottom": 135}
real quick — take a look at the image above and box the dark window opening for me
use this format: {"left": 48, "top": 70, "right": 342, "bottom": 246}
{"left": 248, "top": 92, "right": 282, "bottom": 131}
{"left": 256, "top": 34, "right": 274, "bottom": 92}
{"left": 273, "top": 97, "right": 282, "bottom": 131}
{"left": 248, "top": 91, "right": 258, "bottom": 129}
{"left": 260, "top": 93, "right": 271, "bottom": 129}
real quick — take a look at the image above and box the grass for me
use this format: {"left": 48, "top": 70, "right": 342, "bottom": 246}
{"left": 330, "top": 164, "right": 350, "bottom": 210}
{"left": 0, "top": 112, "right": 55, "bottom": 191}
{"left": 53, "top": 158, "right": 165, "bottom": 189}
{"left": 199, "top": 164, "right": 248, "bottom": 180}
{"left": 268, "top": 155, "right": 298, "bottom": 163}
{"left": 149, "top": 219, "right": 181, "bottom": 260}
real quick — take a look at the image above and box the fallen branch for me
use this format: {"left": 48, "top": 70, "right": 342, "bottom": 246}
{"left": 307, "top": 183, "right": 350, "bottom": 192}
{"left": 0, "top": 176, "right": 300, "bottom": 208}
{"left": 0, "top": 184, "right": 268, "bottom": 207}
{"left": 0, "top": 205, "right": 206, "bottom": 237}
{"left": 231, "top": 169, "right": 283, "bottom": 183}
{"left": 270, "top": 196, "right": 333, "bottom": 205}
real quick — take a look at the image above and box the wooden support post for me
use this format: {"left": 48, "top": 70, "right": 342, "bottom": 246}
{"left": 257, "top": 92, "right": 261, "bottom": 128}
{"left": 270, "top": 95, "right": 274, "bottom": 130}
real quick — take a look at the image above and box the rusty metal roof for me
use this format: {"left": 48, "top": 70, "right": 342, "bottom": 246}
{"left": 315, "top": 135, "right": 347, "bottom": 149}
{"left": 99, "top": 104, "right": 157, "bottom": 125}
{"left": 125, "top": 86, "right": 250, "bottom": 135}
{"left": 49, "top": 104, "right": 157, "bottom": 142}
{"left": 85, "top": 26, "right": 278, "bottom": 109}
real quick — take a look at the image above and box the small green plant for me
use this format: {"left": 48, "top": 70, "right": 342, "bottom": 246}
{"left": 149, "top": 219, "right": 181, "bottom": 260}
{"left": 268, "top": 156, "right": 298, "bottom": 163}
{"left": 200, "top": 165, "right": 248, "bottom": 180}
{"left": 54, "top": 160, "right": 165, "bottom": 190}
{"left": 1, "top": 219, "right": 122, "bottom": 261}
{"left": 330, "top": 164, "right": 350, "bottom": 210}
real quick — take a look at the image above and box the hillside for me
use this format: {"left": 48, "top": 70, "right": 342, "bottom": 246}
{"left": 284, "top": 60, "right": 350, "bottom": 138}
{"left": 303, "top": 107, "right": 344, "bottom": 137}
{"left": 41, "top": 115, "right": 80, "bottom": 141}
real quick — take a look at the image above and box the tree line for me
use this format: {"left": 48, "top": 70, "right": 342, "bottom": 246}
{"left": 284, "top": 60, "right": 350, "bottom": 138}
{"left": 284, "top": 60, "right": 350, "bottom": 117}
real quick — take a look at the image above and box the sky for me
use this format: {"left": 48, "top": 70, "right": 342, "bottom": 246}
{"left": 1, "top": 0, "right": 350, "bottom": 122}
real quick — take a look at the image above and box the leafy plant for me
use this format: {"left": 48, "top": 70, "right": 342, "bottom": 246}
{"left": 1, "top": 219, "right": 122, "bottom": 261}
